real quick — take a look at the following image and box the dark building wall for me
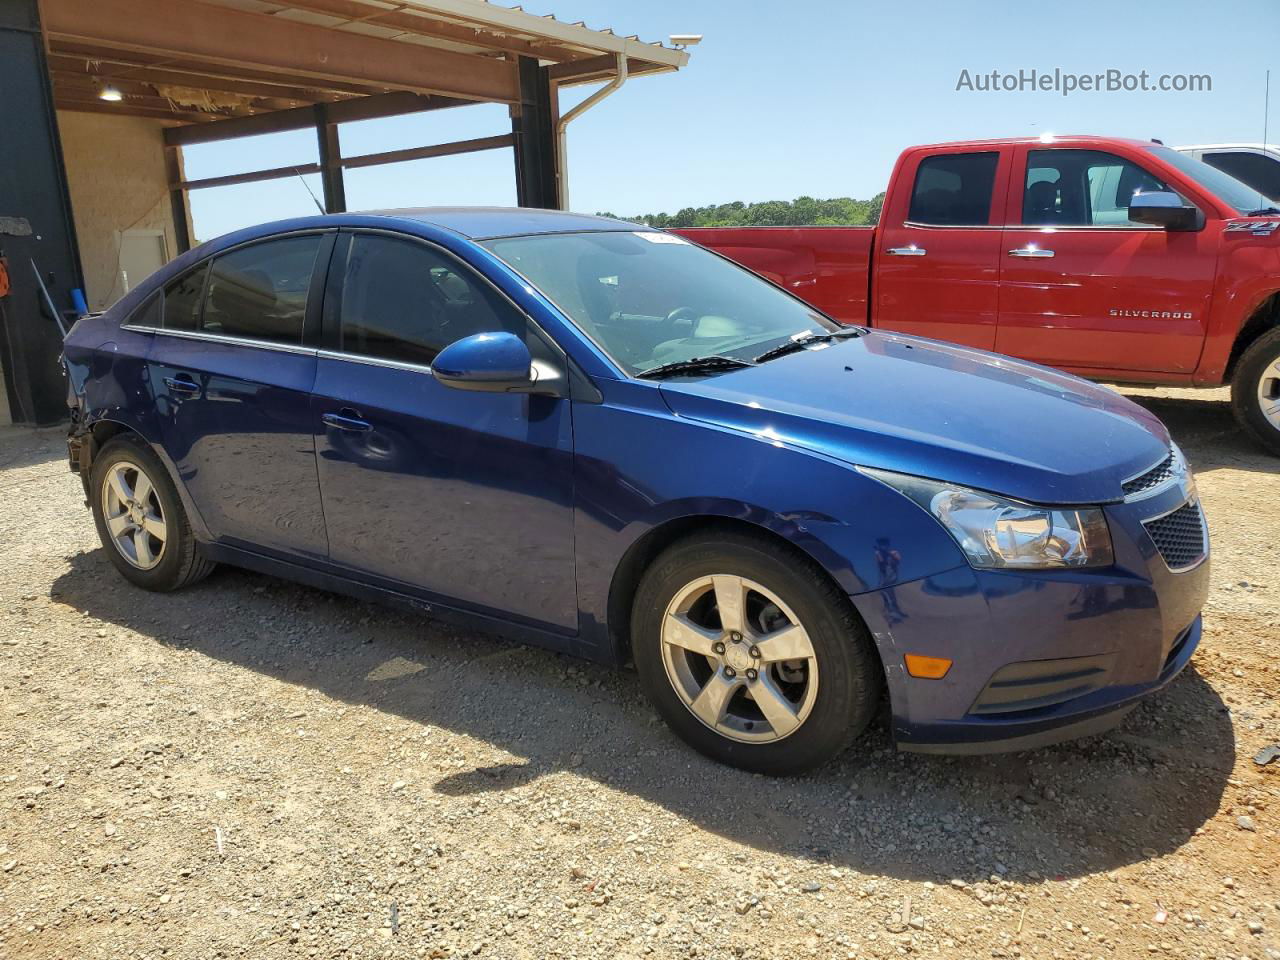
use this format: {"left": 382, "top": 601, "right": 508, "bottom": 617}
{"left": 0, "top": 0, "right": 84, "bottom": 424}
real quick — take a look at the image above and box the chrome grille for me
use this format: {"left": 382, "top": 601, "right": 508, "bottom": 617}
{"left": 1143, "top": 500, "right": 1207, "bottom": 570}
{"left": 1123, "top": 451, "right": 1175, "bottom": 497}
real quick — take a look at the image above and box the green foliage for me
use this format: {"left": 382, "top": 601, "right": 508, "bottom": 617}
{"left": 599, "top": 193, "right": 886, "bottom": 228}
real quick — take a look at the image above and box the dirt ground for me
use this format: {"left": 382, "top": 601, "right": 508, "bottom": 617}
{"left": 1, "top": 385, "right": 1277, "bottom": 960}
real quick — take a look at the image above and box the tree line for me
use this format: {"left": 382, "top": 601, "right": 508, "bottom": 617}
{"left": 598, "top": 193, "right": 886, "bottom": 229}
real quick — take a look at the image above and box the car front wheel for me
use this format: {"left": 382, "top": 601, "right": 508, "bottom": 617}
{"left": 632, "top": 530, "right": 882, "bottom": 775}
{"left": 1232, "top": 327, "right": 1280, "bottom": 457}
{"left": 89, "top": 434, "right": 216, "bottom": 591}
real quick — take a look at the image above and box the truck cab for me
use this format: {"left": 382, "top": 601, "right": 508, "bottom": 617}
{"left": 679, "top": 135, "right": 1280, "bottom": 455}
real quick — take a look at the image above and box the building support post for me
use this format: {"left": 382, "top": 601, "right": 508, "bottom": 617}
{"left": 315, "top": 104, "right": 346, "bottom": 213}
{"left": 0, "top": 0, "right": 84, "bottom": 424}
{"left": 512, "top": 56, "right": 557, "bottom": 209}
{"left": 164, "top": 146, "right": 193, "bottom": 254}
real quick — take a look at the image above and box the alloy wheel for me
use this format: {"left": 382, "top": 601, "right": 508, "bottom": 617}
{"left": 100, "top": 460, "right": 168, "bottom": 570}
{"left": 660, "top": 574, "right": 819, "bottom": 743}
{"left": 1258, "top": 357, "right": 1280, "bottom": 431}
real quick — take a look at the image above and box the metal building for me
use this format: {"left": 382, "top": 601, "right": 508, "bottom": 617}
{"left": 0, "top": 0, "right": 689, "bottom": 424}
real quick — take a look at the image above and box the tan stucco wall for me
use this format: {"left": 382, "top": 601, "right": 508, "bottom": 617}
{"left": 56, "top": 110, "right": 182, "bottom": 311}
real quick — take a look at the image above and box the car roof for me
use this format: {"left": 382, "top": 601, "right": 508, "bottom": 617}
{"left": 904, "top": 134, "right": 1160, "bottom": 151}
{"left": 354, "top": 206, "right": 644, "bottom": 240}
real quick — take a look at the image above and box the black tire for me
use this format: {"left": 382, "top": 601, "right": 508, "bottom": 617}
{"left": 631, "top": 530, "right": 882, "bottom": 775}
{"left": 89, "top": 434, "right": 216, "bottom": 591}
{"left": 1231, "top": 326, "right": 1280, "bottom": 457}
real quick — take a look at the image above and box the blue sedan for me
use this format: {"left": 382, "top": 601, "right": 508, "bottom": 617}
{"left": 62, "top": 209, "right": 1210, "bottom": 773}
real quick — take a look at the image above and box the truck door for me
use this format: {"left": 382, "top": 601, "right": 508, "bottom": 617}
{"left": 996, "top": 146, "right": 1215, "bottom": 375}
{"left": 872, "top": 147, "right": 1009, "bottom": 350}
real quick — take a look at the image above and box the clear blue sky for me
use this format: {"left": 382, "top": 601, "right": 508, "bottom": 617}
{"left": 185, "top": 0, "right": 1279, "bottom": 240}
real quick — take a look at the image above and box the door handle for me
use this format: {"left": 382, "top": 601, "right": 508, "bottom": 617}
{"left": 886, "top": 245, "right": 927, "bottom": 256}
{"left": 1008, "top": 247, "right": 1055, "bottom": 258}
{"left": 163, "top": 376, "right": 200, "bottom": 395}
{"left": 321, "top": 410, "right": 372, "bottom": 433}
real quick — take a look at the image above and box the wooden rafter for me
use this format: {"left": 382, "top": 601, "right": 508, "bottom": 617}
{"left": 41, "top": 0, "right": 520, "bottom": 103}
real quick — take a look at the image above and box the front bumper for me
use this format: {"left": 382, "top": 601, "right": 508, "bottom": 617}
{"left": 851, "top": 481, "right": 1210, "bottom": 754}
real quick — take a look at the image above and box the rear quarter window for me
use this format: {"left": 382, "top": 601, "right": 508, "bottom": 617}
{"left": 907, "top": 152, "right": 999, "bottom": 226}
{"left": 162, "top": 262, "right": 208, "bottom": 331}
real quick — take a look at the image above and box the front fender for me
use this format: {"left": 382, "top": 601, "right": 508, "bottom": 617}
{"left": 571, "top": 380, "right": 967, "bottom": 657}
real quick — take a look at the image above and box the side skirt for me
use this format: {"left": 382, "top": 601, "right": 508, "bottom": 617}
{"left": 200, "top": 541, "right": 587, "bottom": 660}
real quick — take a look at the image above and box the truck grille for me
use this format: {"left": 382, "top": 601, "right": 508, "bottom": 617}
{"left": 1123, "top": 450, "right": 1175, "bottom": 497}
{"left": 1143, "top": 500, "right": 1207, "bottom": 570}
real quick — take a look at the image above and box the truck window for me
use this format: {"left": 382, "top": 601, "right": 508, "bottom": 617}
{"left": 907, "top": 152, "right": 998, "bottom": 226}
{"left": 1024, "top": 149, "right": 1170, "bottom": 227}
{"left": 1200, "top": 151, "right": 1280, "bottom": 201}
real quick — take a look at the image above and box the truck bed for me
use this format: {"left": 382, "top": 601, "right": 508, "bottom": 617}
{"left": 674, "top": 226, "right": 874, "bottom": 326}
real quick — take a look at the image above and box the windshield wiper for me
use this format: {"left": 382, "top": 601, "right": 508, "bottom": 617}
{"left": 1246, "top": 206, "right": 1280, "bottom": 216}
{"left": 636, "top": 355, "right": 755, "bottom": 380}
{"left": 753, "top": 327, "right": 864, "bottom": 364}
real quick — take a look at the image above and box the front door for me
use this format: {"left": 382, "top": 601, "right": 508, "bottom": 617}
{"left": 997, "top": 147, "right": 1216, "bottom": 376}
{"left": 149, "top": 232, "right": 331, "bottom": 560}
{"left": 311, "top": 231, "right": 577, "bottom": 632}
{"left": 872, "top": 148, "right": 1008, "bottom": 350}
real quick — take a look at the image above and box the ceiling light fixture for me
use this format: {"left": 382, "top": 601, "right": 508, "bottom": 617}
{"left": 98, "top": 84, "right": 123, "bottom": 102}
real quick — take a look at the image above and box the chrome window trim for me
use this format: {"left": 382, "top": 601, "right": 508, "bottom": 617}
{"left": 120, "top": 324, "right": 317, "bottom": 357}
{"left": 316, "top": 348, "right": 433, "bottom": 376}
{"left": 900, "top": 221, "right": 1166, "bottom": 232}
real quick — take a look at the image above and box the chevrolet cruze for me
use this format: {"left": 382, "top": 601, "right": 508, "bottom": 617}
{"left": 62, "top": 209, "right": 1210, "bottom": 773}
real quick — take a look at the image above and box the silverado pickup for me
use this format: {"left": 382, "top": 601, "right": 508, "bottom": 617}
{"left": 675, "top": 135, "right": 1280, "bottom": 454}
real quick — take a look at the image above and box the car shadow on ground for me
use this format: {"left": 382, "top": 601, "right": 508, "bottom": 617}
{"left": 51, "top": 549, "right": 1234, "bottom": 886}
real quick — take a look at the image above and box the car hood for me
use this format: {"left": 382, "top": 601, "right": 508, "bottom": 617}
{"left": 657, "top": 331, "right": 1171, "bottom": 505}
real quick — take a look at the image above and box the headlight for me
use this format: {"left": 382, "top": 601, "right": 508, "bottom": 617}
{"left": 862, "top": 468, "right": 1114, "bottom": 570}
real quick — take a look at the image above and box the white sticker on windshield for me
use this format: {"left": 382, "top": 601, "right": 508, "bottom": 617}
{"left": 635, "top": 231, "right": 688, "bottom": 244}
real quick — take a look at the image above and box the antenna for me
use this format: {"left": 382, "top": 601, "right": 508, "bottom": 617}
{"left": 295, "top": 167, "right": 326, "bottom": 215}
{"left": 1262, "top": 69, "right": 1271, "bottom": 209}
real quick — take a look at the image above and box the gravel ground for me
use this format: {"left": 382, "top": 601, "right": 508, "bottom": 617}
{"left": 1, "top": 386, "right": 1277, "bottom": 960}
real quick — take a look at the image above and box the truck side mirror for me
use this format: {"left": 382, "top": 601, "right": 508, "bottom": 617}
{"left": 1128, "top": 191, "right": 1199, "bottom": 230}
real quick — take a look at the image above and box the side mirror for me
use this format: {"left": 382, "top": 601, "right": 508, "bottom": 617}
{"left": 432, "top": 332, "right": 535, "bottom": 393}
{"left": 1128, "top": 191, "right": 1199, "bottom": 230}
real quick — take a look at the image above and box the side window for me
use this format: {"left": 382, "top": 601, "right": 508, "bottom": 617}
{"left": 907, "top": 152, "right": 999, "bottom": 226}
{"left": 202, "top": 235, "right": 322, "bottom": 344}
{"left": 1024, "top": 149, "right": 1170, "bottom": 226}
{"left": 1201, "top": 151, "right": 1280, "bottom": 201}
{"left": 339, "top": 234, "right": 522, "bottom": 367}
{"left": 128, "top": 291, "right": 162, "bottom": 328}
{"left": 162, "top": 262, "right": 208, "bottom": 331}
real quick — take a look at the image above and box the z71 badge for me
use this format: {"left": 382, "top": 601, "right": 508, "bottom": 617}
{"left": 1225, "top": 219, "right": 1280, "bottom": 235}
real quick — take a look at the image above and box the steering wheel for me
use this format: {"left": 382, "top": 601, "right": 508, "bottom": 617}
{"left": 662, "top": 306, "right": 699, "bottom": 335}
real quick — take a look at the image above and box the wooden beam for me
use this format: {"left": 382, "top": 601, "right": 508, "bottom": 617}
{"left": 55, "top": 98, "right": 217, "bottom": 124}
{"left": 49, "top": 55, "right": 334, "bottom": 105}
{"left": 52, "top": 74, "right": 303, "bottom": 113}
{"left": 339, "top": 134, "right": 514, "bottom": 170}
{"left": 268, "top": 0, "right": 570, "bottom": 62}
{"left": 163, "top": 90, "right": 469, "bottom": 147}
{"left": 179, "top": 162, "right": 322, "bottom": 191}
{"left": 547, "top": 54, "right": 670, "bottom": 85}
{"left": 41, "top": 0, "right": 519, "bottom": 103}
{"left": 49, "top": 44, "right": 380, "bottom": 98}
{"left": 165, "top": 146, "right": 193, "bottom": 253}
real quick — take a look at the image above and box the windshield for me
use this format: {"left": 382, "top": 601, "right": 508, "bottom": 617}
{"left": 1146, "top": 145, "right": 1272, "bottom": 213}
{"left": 480, "top": 231, "right": 837, "bottom": 376}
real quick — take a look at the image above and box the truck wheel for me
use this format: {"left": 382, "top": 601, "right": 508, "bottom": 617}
{"left": 1231, "top": 327, "right": 1280, "bottom": 457}
{"left": 89, "top": 434, "right": 217, "bottom": 591}
{"left": 631, "top": 530, "right": 882, "bottom": 775}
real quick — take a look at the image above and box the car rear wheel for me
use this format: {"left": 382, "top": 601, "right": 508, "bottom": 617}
{"left": 631, "top": 530, "right": 882, "bottom": 775}
{"left": 90, "top": 435, "right": 216, "bottom": 591}
{"left": 1232, "top": 327, "right": 1280, "bottom": 457}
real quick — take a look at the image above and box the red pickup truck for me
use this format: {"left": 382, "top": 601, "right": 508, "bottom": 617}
{"left": 676, "top": 135, "right": 1280, "bottom": 454}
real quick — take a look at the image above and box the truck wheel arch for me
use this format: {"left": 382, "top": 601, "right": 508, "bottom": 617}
{"left": 1226, "top": 291, "right": 1280, "bottom": 382}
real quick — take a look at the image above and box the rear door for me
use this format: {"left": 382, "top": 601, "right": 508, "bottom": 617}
{"left": 997, "top": 147, "right": 1215, "bottom": 375}
{"left": 148, "top": 231, "right": 332, "bottom": 560}
{"left": 871, "top": 147, "right": 1009, "bottom": 349}
{"left": 310, "top": 231, "right": 577, "bottom": 632}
